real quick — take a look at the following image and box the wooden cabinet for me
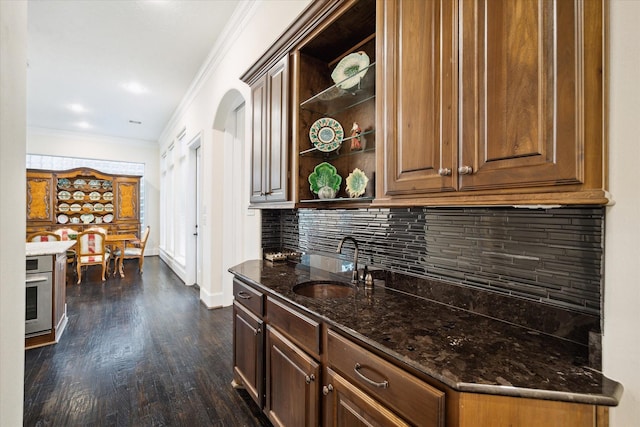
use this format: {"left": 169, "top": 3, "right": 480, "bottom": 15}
{"left": 378, "top": 0, "right": 607, "bottom": 206}
{"left": 325, "top": 329, "right": 445, "bottom": 427}
{"left": 247, "top": 55, "right": 290, "bottom": 205}
{"left": 232, "top": 278, "right": 266, "bottom": 406}
{"left": 293, "top": 0, "right": 377, "bottom": 206}
{"left": 323, "top": 367, "right": 410, "bottom": 427}
{"left": 26, "top": 168, "right": 141, "bottom": 237}
{"left": 265, "top": 325, "right": 320, "bottom": 427}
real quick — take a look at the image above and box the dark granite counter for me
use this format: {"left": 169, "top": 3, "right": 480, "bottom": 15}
{"left": 229, "top": 259, "right": 623, "bottom": 406}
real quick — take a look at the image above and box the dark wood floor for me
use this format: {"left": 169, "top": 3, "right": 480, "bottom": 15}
{"left": 24, "top": 257, "right": 271, "bottom": 427}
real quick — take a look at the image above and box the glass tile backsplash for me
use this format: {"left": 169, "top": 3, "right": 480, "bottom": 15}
{"left": 262, "top": 206, "right": 604, "bottom": 316}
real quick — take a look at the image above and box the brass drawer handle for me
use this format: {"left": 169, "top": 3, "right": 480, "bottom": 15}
{"left": 458, "top": 165, "right": 473, "bottom": 175}
{"left": 322, "top": 384, "right": 334, "bottom": 395}
{"left": 438, "top": 168, "right": 452, "bottom": 176}
{"left": 236, "top": 291, "right": 252, "bottom": 299}
{"left": 354, "top": 363, "right": 389, "bottom": 389}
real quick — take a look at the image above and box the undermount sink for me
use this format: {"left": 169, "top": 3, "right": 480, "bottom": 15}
{"left": 293, "top": 280, "right": 357, "bottom": 299}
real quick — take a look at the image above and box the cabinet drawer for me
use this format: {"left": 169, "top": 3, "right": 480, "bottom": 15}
{"left": 327, "top": 329, "right": 445, "bottom": 427}
{"left": 266, "top": 296, "right": 320, "bottom": 357}
{"left": 233, "top": 279, "right": 264, "bottom": 317}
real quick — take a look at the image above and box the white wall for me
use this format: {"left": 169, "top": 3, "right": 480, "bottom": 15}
{"left": 26, "top": 128, "right": 161, "bottom": 256}
{"left": 0, "top": 1, "right": 27, "bottom": 425}
{"left": 158, "top": 0, "right": 311, "bottom": 307}
{"left": 604, "top": 0, "right": 640, "bottom": 424}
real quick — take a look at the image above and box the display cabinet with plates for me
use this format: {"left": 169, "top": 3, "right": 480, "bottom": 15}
{"left": 26, "top": 167, "right": 141, "bottom": 237}
{"left": 293, "top": 0, "right": 376, "bottom": 205}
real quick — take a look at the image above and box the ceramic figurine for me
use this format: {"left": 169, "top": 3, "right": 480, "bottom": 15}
{"left": 350, "top": 122, "right": 364, "bottom": 150}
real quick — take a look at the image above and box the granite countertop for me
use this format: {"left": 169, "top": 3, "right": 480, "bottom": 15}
{"left": 26, "top": 241, "right": 75, "bottom": 256}
{"left": 229, "top": 259, "right": 623, "bottom": 406}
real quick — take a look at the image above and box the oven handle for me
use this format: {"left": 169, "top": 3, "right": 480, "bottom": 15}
{"left": 26, "top": 276, "right": 49, "bottom": 284}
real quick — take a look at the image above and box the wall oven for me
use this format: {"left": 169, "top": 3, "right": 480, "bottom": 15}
{"left": 26, "top": 255, "right": 53, "bottom": 336}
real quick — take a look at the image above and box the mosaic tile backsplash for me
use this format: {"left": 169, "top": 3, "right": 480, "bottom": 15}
{"left": 262, "top": 207, "right": 604, "bottom": 317}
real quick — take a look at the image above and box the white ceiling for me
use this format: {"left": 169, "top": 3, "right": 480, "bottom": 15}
{"left": 27, "top": 0, "right": 242, "bottom": 142}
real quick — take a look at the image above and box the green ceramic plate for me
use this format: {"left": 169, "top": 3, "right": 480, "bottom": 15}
{"left": 308, "top": 162, "right": 342, "bottom": 194}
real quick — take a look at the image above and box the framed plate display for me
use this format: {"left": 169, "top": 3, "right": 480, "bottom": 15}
{"left": 103, "top": 213, "right": 114, "bottom": 223}
{"left": 58, "top": 191, "right": 71, "bottom": 201}
{"left": 103, "top": 192, "right": 113, "bottom": 201}
{"left": 57, "top": 214, "right": 69, "bottom": 224}
{"left": 70, "top": 203, "right": 82, "bottom": 212}
{"left": 73, "top": 191, "right": 85, "bottom": 200}
{"left": 104, "top": 203, "right": 114, "bottom": 212}
{"left": 331, "top": 51, "right": 370, "bottom": 90}
{"left": 59, "top": 203, "right": 70, "bottom": 212}
{"left": 309, "top": 117, "right": 344, "bottom": 152}
{"left": 73, "top": 179, "right": 86, "bottom": 189}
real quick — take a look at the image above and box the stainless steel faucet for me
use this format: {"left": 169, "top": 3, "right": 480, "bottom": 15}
{"left": 336, "top": 236, "right": 359, "bottom": 284}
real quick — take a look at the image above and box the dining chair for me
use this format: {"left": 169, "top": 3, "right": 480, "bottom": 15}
{"left": 53, "top": 227, "right": 79, "bottom": 276}
{"left": 75, "top": 230, "right": 110, "bottom": 284}
{"left": 26, "top": 231, "right": 61, "bottom": 242}
{"left": 114, "top": 225, "right": 150, "bottom": 274}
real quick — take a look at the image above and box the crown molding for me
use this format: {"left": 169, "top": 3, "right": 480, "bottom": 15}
{"left": 27, "top": 126, "right": 159, "bottom": 149}
{"left": 158, "top": 0, "right": 260, "bottom": 143}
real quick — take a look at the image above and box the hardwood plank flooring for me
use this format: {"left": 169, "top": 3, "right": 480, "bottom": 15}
{"left": 24, "top": 257, "right": 271, "bottom": 427}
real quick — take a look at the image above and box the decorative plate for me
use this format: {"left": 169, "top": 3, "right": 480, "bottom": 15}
{"left": 59, "top": 203, "right": 70, "bottom": 212}
{"left": 331, "top": 51, "right": 370, "bottom": 90}
{"left": 57, "top": 214, "right": 69, "bottom": 224}
{"left": 103, "top": 213, "right": 114, "bottom": 223}
{"left": 345, "top": 168, "right": 369, "bottom": 198}
{"left": 58, "top": 191, "right": 71, "bottom": 201}
{"left": 309, "top": 117, "right": 344, "bottom": 152}
{"left": 70, "top": 203, "right": 82, "bottom": 212}
{"left": 93, "top": 203, "right": 104, "bottom": 212}
{"left": 73, "top": 179, "right": 86, "bottom": 189}
{"left": 57, "top": 178, "right": 71, "bottom": 189}
{"left": 103, "top": 192, "right": 113, "bottom": 201}
{"left": 73, "top": 191, "right": 85, "bottom": 200}
{"left": 80, "top": 213, "right": 94, "bottom": 224}
{"left": 89, "top": 180, "right": 101, "bottom": 189}
{"left": 89, "top": 191, "right": 101, "bottom": 201}
{"left": 308, "top": 162, "right": 342, "bottom": 196}
{"left": 104, "top": 203, "right": 114, "bottom": 212}
{"left": 82, "top": 203, "right": 93, "bottom": 212}
{"left": 70, "top": 217, "right": 80, "bottom": 224}
{"left": 102, "top": 180, "right": 112, "bottom": 189}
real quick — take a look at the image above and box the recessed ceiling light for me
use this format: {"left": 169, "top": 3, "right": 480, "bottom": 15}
{"left": 76, "top": 121, "right": 91, "bottom": 129}
{"left": 129, "top": 120, "right": 142, "bottom": 125}
{"left": 122, "top": 81, "right": 148, "bottom": 95}
{"left": 68, "top": 103, "right": 87, "bottom": 113}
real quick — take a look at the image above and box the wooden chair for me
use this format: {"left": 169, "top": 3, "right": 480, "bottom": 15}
{"left": 53, "top": 227, "right": 79, "bottom": 277}
{"left": 75, "top": 230, "right": 110, "bottom": 284}
{"left": 27, "top": 231, "right": 61, "bottom": 242}
{"left": 114, "top": 226, "right": 150, "bottom": 274}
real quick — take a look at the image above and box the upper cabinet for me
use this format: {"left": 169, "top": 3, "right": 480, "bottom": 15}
{"left": 378, "top": 0, "right": 607, "bottom": 206}
{"left": 243, "top": 0, "right": 607, "bottom": 208}
{"left": 248, "top": 56, "right": 290, "bottom": 205}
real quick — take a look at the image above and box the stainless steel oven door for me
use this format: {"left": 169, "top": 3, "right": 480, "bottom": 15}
{"left": 25, "top": 272, "right": 52, "bottom": 336}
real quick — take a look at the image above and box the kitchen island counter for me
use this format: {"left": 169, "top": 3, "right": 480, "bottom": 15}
{"left": 229, "top": 259, "right": 622, "bottom": 406}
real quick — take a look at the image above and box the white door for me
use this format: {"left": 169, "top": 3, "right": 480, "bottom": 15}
{"left": 195, "top": 145, "right": 203, "bottom": 286}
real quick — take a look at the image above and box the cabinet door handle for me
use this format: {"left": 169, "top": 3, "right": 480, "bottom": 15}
{"left": 354, "top": 363, "right": 389, "bottom": 389}
{"left": 458, "top": 165, "right": 474, "bottom": 175}
{"left": 322, "top": 384, "right": 334, "bottom": 395}
{"left": 305, "top": 374, "right": 316, "bottom": 384}
{"left": 254, "top": 327, "right": 261, "bottom": 336}
{"left": 438, "top": 168, "right": 452, "bottom": 176}
{"left": 236, "top": 291, "right": 252, "bottom": 299}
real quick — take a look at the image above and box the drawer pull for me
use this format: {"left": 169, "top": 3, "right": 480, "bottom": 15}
{"left": 236, "top": 291, "right": 252, "bottom": 299}
{"left": 305, "top": 374, "right": 316, "bottom": 384}
{"left": 254, "top": 327, "right": 261, "bottom": 336}
{"left": 354, "top": 363, "right": 389, "bottom": 389}
{"left": 322, "top": 384, "right": 334, "bottom": 395}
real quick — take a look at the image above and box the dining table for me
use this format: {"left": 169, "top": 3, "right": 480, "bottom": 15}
{"left": 105, "top": 233, "right": 138, "bottom": 278}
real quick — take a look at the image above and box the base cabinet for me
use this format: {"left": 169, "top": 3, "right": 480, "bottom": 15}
{"left": 265, "top": 326, "right": 320, "bottom": 427}
{"left": 323, "top": 367, "right": 410, "bottom": 427}
{"left": 233, "top": 301, "right": 264, "bottom": 406}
